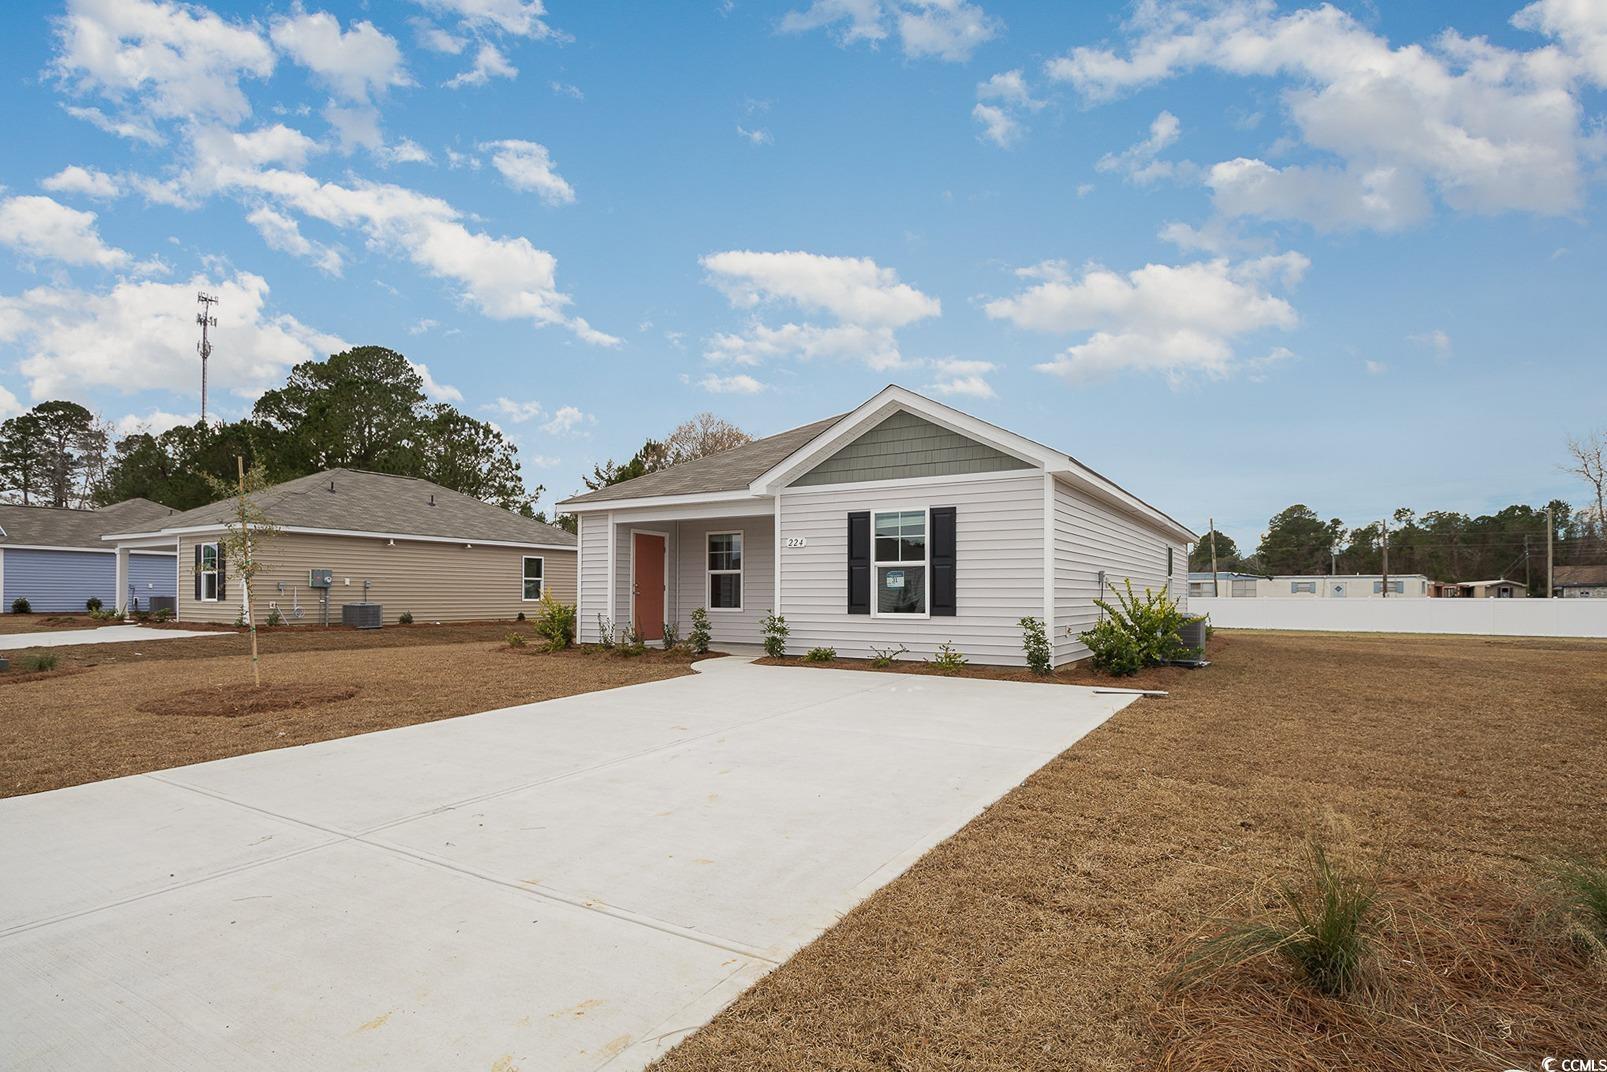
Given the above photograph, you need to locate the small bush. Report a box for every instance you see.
[26,653,59,672]
[1079,578,1189,676]
[132,609,151,624]
[760,611,788,658]
[661,622,679,651]
[505,631,527,648]
[1181,841,1379,998]
[85,596,102,613]
[619,627,647,656]
[1020,616,1052,675]
[1549,857,1607,957]
[930,642,967,673]
[11,597,31,614]
[596,614,616,650]
[533,591,577,651]
[804,646,837,662]
[265,607,284,626]
[152,608,172,623]
[399,611,414,625]
[688,607,711,654]
[870,642,908,668]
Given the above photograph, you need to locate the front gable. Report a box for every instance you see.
[790,409,1034,488]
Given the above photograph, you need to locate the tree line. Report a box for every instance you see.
[0,345,756,534]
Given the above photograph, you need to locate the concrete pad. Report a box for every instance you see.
[0,658,1136,1072]
[0,625,219,650]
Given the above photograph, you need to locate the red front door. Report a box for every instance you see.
[633,532,666,641]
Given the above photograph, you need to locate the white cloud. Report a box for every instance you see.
[924,357,996,398]
[700,251,939,373]
[484,397,545,422]
[781,0,998,61]
[1409,328,1453,359]
[0,195,130,268]
[541,405,589,435]
[1364,359,1387,375]
[0,272,344,400]
[51,0,275,126]
[411,19,466,55]
[63,104,164,146]
[408,318,438,334]
[0,384,21,419]
[1096,110,1190,185]
[409,359,462,401]
[550,80,583,100]
[971,104,1019,148]
[41,165,122,199]
[699,372,766,394]
[986,254,1306,385]
[192,123,320,173]
[445,42,517,88]
[379,138,434,166]
[481,140,575,204]
[413,0,562,39]
[1046,0,1604,228]
[737,124,773,145]
[115,409,199,435]
[323,102,384,153]
[269,10,410,102]
[973,69,1044,147]
[246,205,343,275]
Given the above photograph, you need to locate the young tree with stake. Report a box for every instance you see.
[201,457,278,687]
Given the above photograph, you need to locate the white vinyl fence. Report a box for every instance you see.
[1191,597,1607,639]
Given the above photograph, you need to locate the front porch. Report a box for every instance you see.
[578,507,776,648]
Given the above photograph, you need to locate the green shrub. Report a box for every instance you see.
[265,607,284,626]
[399,611,414,625]
[619,627,647,656]
[804,646,836,662]
[10,597,31,614]
[688,608,711,654]
[26,653,59,672]
[505,631,527,648]
[760,611,788,658]
[661,622,679,651]
[533,591,577,652]
[930,642,967,673]
[1020,616,1052,675]
[85,596,102,613]
[1181,841,1379,997]
[1549,857,1607,957]
[152,608,171,623]
[870,642,907,668]
[596,614,616,650]
[1079,578,1189,676]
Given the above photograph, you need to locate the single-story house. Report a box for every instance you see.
[1191,572,1433,598]
[104,469,576,625]
[557,385,1195,667]
[1,498,177,613]
[1433,578,1528,598]
[1552,564,1607,598]
[1187,571,1268,598]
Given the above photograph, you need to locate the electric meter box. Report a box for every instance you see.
[308,569,334,588]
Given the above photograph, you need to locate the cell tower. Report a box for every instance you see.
[196,292,218,424]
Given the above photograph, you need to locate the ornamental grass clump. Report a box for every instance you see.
[1181,841,1380,998]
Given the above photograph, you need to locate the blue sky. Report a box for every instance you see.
[0,0,1602,547]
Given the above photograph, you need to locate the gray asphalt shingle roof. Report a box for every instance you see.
[558,416,844,506]
[115,469,575,547]
[0,498,177,549]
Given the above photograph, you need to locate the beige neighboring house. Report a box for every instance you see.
[1552,564,1607,598]
[103,469,576,626]
[1434,578,1528,598]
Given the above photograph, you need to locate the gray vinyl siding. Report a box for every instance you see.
[777,472,1045,666]
[669,515,774,645]
[577,513,609,642]
[126,552,178,610]
[792,410,1033,487]
[2,548,114,613]
[1052,478,1188,664]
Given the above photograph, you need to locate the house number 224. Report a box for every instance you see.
[783,537,807,548]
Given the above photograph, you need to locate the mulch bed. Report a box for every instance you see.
[753,647,1203,692]
[652,631,1607,1072]
[0,614,103,634]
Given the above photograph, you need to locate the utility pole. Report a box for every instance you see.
[196,292,218,424]
[1209,517,1219,597]
[1524,535,1531,593]
[1380,518,1390,598]
[1546,504,1554,598]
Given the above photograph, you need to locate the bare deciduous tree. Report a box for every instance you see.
[664,413,751,466]
[1563,430,1606,541]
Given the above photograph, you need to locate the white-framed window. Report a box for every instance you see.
[1231,579,1257,598]
[522,555,544,601]
[199,541,220,602]
[707,531,743,611]
[872,508,928,617]
[1290,581,1316,594]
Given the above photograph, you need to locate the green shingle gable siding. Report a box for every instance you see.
[791,410,1034,487]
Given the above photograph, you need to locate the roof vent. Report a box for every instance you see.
[329,479,336,493]
[429,493,436,506]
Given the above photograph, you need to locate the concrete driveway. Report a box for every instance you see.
[0,658,1136,1072]
[0,624,219,650]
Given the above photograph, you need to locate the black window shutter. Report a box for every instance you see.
[930,506,957,616]
[193,544,202,601]
[847,512,870,614]
[217,547,227,601]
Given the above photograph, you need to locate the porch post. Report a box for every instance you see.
[605,512,616,635]
[773,494,782,615]
[114,544,130,617]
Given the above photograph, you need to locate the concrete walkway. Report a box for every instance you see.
[0,658,1137,1072]
[0,624,221,650]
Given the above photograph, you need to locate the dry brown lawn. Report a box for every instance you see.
[0,613,104,634]
[655,631,1607,1072]
[0,622,704,797]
